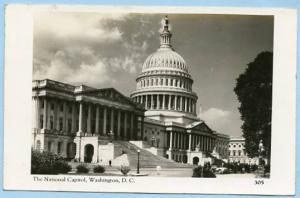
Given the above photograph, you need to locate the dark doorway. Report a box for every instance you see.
[183,155,188,163]
[67,142,76,159]
[193,157,199,165]
[84,144,94,163]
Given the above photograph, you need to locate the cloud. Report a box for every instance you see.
[199,108,232,133]
[33,13,155,87]
[33,50,112,87]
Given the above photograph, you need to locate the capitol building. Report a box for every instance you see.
[32,16,229,166]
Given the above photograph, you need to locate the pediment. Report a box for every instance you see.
[83,88,135,106]
[188,121,213,133]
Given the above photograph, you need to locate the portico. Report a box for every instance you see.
[32,79,145,162]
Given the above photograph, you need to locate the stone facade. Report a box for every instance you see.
[32,79,145,163]
[213,132,230,160]
[228,137,258,164]
[130,17,229,165]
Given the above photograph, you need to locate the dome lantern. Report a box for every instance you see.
[160,16,172,49]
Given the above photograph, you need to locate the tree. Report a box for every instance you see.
[234,51,272,160]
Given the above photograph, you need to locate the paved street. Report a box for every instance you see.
[216,173,256,178]
[103,167,256,178]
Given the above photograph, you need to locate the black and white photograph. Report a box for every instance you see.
[3,5,296,195]
[31,11,273,178]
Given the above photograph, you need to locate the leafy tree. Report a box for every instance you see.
[234,51,272,160]
[31,150,71,174]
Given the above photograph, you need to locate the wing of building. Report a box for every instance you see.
[32,16,230,166]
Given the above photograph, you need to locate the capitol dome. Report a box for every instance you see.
[142,48,188,73]
[131,16,198,122]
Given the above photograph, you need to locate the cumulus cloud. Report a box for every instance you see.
[33,13,156,87]
[33,49,112,86]
[199,108,232,133]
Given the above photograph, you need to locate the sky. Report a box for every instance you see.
[33,12,274,137]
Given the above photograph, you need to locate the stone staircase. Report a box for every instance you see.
[112,141,192,168]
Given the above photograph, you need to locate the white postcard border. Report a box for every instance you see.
[3,5,297,195]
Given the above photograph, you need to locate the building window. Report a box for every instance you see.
[48,141,52,152]
[69,106,72,114]
[60,104,64,112]
[68,119,72,132]
[233,151,236,156]
[40,115,43,129]
[41,101,44,109]
[238,151,241,156]
[233,144,236,148]
[57,142,62,154]
[50,116,54,130]
[50,103,54,111]
[76,120,79,131]
[59,117,63,131]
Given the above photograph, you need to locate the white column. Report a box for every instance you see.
[157,94,160,109]
[124,111,128,139]
[110,108,114,133]
[63,101,67,133]
[184,97,187,112]
[151,95,154,109]
[117,110,121,139]
[174,95,177,110]
[95,105,99,135]
[78,102,83,133]
[130,112,134,139]
[36,97,41,128]
[181,134,184,149]
[53,100,58,130]
[87,104,91,133]
[169,131,173,149]
[43,98,48,129]
[102,106,107,135]
[140,95,143,104]
[180,96,183,111]
[71,103,76,133]
[145,95,148,109]
[174,132,177,148]
[188,133,192,151]
[162,94,165,109]
[168,95,171,110]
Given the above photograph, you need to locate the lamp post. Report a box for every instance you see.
[137,149,140,174]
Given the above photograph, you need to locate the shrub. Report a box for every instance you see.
[251,164,258,172]
[192,165,216,178]
[31,150,71,174]
[93,165,105,173]
[76,164,89,173]
[52,159,72,174]
[120,166,130,176]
